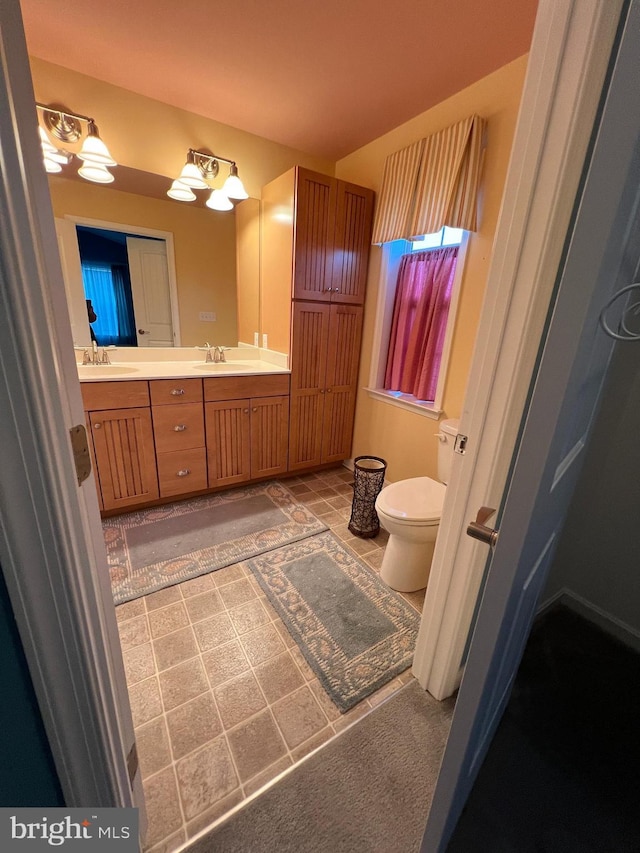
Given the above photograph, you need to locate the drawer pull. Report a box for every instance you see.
[173,424,187,432]
[176,468,191,477]
[171,388,185,396]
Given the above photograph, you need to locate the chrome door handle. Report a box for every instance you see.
[466,506,499,547]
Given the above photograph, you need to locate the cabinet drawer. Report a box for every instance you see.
[152,403,205,453]
[81,380,149,411]
[204,374,290,402]
[156,448,208,497]
[149,378,203,405]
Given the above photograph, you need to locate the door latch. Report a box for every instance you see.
[454,433,468,455]
[69,424,92,486]
[467,506,499,547]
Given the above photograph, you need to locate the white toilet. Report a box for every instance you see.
[375,418,459,592]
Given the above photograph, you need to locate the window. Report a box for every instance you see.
[367,228,467,418]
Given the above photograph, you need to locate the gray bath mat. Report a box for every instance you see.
[246,531,421,711]
[103,482,327,604]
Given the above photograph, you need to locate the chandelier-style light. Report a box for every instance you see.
[36,104,117,184]
[168,149,248,211]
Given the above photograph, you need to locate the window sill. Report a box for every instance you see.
[365,388,442,419]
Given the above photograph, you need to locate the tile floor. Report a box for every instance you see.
[114,467,427,852]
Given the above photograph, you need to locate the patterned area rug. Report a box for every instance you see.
[103,482,327,604]
[246,531,421,712]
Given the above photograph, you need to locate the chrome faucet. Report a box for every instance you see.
[216,346,230,363]
[204,343,215,363]
[74,344,112,365]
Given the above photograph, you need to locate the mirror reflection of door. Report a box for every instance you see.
[54,217,179,348]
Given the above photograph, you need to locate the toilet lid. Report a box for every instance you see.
[376,477,446,523]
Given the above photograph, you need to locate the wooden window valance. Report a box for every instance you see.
[371,114,486,244]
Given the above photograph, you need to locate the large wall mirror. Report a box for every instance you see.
[49,166,261,349]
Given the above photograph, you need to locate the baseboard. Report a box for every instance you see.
[554,589,640,654]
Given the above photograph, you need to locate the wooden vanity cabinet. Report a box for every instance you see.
[204,375,290,487]
[289,302,363,470]
[81,381,159,512]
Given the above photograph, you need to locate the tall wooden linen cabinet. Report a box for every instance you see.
[261,167,374,471]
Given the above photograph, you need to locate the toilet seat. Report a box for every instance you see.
[376,476,445,524]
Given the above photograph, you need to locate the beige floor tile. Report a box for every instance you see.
[289,645,316,681]
[309,679,341,722]
[185,790,244,839]
[271,685,328,749]
[175,737,238,821]
[243,755,293,797]
[214,671,267,729]
[368,677,404,708]
[179,573,215,598]
[294,491,320,505]
[145,586,182,612]
[260,597,281,623]
[153,626,199,672]
[290,726,334,762]
[118,614,150,651]
[287,483,312,495]
[307,500,332,516]
[202,640,250,688]
[129,676,163,727]
[123,642,155,685]
[166,692,222,760]
[345,536,378,557]
[364,550,385,571]
[116,598,145,623]
[319,510,344,527]
[144,827,186,853]
[142,766,183,849]
[326,495,351,510]
[183,589,225,623]
[227,599,270,635]
[218,579,257,609]
[136,717,172,779]
[148,602,189,639]
[274,621,296,649]
[193,612,236,652]
[240,623,286,666]
[332,700,371,733]
[401,588,427,611]
[313,486,338,499]
[254,651,305,703]
[212,564,245,587]
[226,709,287,782]
[158,658,209,711]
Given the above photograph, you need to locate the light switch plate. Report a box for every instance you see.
[253,332,259,347]
[199,311,216,322]
[262,333,268,349]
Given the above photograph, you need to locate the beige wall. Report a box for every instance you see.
[49,176,240,346]
[29,58,334,200]
[335,55,529,482]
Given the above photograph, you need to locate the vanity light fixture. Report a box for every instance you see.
[168,148,248,210]
[36,103,118,183]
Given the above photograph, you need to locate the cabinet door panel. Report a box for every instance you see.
[289,392,325,471]
[205,400,251,487]
[250,395,289,478]
[331,182,374,304]
[293,169,337,301]
[325,304,363,389]
[321,388,357,463]
[89,407,158,511]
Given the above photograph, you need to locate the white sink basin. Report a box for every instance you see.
[77,365,140,377]
[192,363,256,372]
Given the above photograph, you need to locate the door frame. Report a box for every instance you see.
[413,0,624,700]
[0,0,145,825]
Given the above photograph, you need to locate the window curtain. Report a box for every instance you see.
[384,246,459,402]
[81,262,136,347]
[372,115,486,244]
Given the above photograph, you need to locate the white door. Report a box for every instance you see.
[126,236,174,346]
[422,2,640,849]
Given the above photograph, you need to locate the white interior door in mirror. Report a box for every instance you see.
[126,237,173,347]
[55,217,89,345]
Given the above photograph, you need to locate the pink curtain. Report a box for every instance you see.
[384,246,459,401]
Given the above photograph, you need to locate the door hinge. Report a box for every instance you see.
[127,742,138,787]
[454,433,468,455]
[69,424,92,486]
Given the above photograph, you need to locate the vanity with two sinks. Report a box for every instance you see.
[79,349,291,512]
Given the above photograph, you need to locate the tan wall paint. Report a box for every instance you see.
[335,55,529,483]
[29,58,334,199]
[49,177,238,346]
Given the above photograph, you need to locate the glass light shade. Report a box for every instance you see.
[178,161,208,189]
[43,156,62,173]
[78,162,115,184]
[167,180,196,202]
[77,133,117,167]
[39,126,57,154]
[223,172,248,200]
[206,189,233,211]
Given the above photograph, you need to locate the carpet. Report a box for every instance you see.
[246,530,421,712]
[185,681,454,853]
[103,482,327,604]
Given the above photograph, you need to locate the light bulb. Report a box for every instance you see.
[43,156,62,173]
[39,126,56,154]
[77,122,117,166]
[167,180,196,202]
[206,189,233,211]
[178,161,208,189]
[223,165,248,200]
[78,162,115,184]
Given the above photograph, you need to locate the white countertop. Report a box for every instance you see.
[77,360,290,382]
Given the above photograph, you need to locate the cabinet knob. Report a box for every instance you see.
[326,387,332,392]
[319,389,325,394]
[93,422,102,429]
[252,407,258,412]
[243,408,249,414]
[333,288,340,293]
[177,469,191,477]
[325,287,332,292]
[173,424,187,432]
[171,388,185,396]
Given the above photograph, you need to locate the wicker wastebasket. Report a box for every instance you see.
[347,456,387,538]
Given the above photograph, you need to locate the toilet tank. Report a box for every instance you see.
[437,418,459,484]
